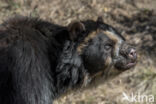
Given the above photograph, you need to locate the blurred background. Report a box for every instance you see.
[0,0,155,104]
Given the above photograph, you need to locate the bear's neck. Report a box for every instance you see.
[55,41,88,97]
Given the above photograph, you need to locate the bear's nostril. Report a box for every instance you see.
[128,49,137,59]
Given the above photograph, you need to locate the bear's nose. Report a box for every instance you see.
[128,48,137,60]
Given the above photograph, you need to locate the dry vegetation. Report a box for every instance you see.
[0,0,156,104]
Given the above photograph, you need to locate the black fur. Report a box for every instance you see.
[0,16,137,104]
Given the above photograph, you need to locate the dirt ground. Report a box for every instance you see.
[0,0,156,104]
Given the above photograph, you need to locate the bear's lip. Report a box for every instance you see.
[126,61,137,68]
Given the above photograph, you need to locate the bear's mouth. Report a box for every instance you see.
[122,59,137,70]
[126,61,137,69]
[114,59,137,71]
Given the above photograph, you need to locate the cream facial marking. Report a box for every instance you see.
[105,56,112,66]
[103,30,123,57]
[77,28,124,57]
[77,31,97,54]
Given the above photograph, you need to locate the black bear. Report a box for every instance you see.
[0,16,137,104]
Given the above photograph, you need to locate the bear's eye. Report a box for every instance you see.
[104,44,112,51]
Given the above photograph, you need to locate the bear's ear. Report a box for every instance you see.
[97,16,103,23]
[67,21,86,41]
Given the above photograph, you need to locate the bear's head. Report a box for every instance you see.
[66,17,137,80]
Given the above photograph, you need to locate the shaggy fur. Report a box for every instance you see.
[0,16,137,104]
